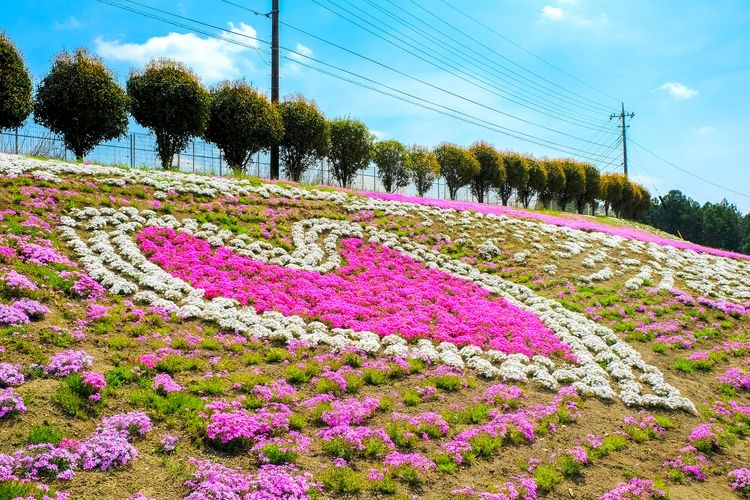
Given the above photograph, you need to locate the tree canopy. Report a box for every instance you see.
[327,117,373,187]
[34,48,128,161]
[278,95,329,182]
[468,141,505,203]
[372,139,411,193]
[433,143,480,200]
[0,32,33,131]
[409,145,440,197]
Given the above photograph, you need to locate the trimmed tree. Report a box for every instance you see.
[468,141,505,203]
[496,151,529,206]
[434,143,480,200]
[600,173,624,216]
[279,95,329,182]
[517,156,547,208]
[409,145,440,197]
[0,32,33,131]
[204,81,283,174]
[328,117,373,187]
[539,159,566,209]
[575,162,601,214]
[556,159,586,211]
[34,48,128,161]
[372,139,411,193]
[128,59,210,170]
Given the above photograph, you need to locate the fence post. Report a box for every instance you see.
[219,151,222,176]
[192,141,195,173]
[130,134,135,169]
[14,128,19,155]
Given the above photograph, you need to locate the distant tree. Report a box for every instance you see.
[433,143,480,200]
[539,159,565,209]
[204,81,283,174]
[409,145,440,196]
[34,48,128,161]
[0,32,33,131]
[556,159,586,211]
[600,173,624,216]
[128,59,210,169]
[372,139,411,193]
[496,151,529,206]
[575,162,601,214]
[468,141,504,203]
[642,189,703,241]
[740,213,750,255]
[517,156,546,208]
[328,117,373,187]
[701,199,742,251]
[278,95,329,182]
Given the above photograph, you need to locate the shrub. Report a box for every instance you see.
[373,139,411,193]
[533,464,564,492]
[204,81,283,173]
[34,48,128,160]
[517,156,547,208]
[496,151,529,206]
[28,422,64,444]
[409,145,440,196]
[127,59,210,169]
[327,117,373,187]
[468,141,505,203]
[434,143,480,200]
[279,95,329,182]
[0,32,33,131]
[320,466,365,494]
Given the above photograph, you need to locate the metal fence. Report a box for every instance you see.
[0,120,518,205]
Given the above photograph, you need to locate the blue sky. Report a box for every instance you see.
[4,0,750,212]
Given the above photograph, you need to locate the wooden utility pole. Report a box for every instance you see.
[270,0,280,179]
[610,102,634,177]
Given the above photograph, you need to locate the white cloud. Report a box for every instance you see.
[54,16,81,30]
[693,125,715,135]
[94,22,259,84]
[659,82,698,100]
[289,43,313,62]
[541,6,565,21]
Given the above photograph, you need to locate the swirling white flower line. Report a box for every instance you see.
[0,154,697,411]
[58,206,694,413]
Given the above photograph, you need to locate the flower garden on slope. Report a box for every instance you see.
[0,152,748,499]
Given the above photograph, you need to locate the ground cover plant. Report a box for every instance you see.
[0,152,748,499]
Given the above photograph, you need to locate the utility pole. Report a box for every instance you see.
[610,102,634,177]
[270,0,280,179]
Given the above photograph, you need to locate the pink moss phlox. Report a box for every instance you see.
[361,191,750,261]
[153,373,183,394]
[44,350,93,378]
[0,387,27,419]
[600,477,667,499]
[137,228,572,360]
[320,397,380,427]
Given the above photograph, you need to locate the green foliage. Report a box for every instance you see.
[539,159,566,209]
[409,145,440,196]
[496,151,529,205]
[260,443,297,464]
[0,32,33,130]
[600,173,624,216]
[434,143,480,200]
[533,464,564,492]
[320,466,365,494]
[265,347,290,363]
[434,453,458,473]
[468,141,505,203]
[34,48,128,160]
[28,421,64,444]
[373,139,412,193]
[518,156,547,208]
[576,162,601,214]
[362,368,388,386]
[434,375,463,392]
[204,81,283,173]
[402,389,421,407]
[279,95,330,182]
[327,117,373,187]
[556,158,586,211]
[128,59,210,169]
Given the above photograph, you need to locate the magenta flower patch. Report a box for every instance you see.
[136,227,573,360]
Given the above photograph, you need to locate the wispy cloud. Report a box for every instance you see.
[94,22,259,84]
[659,82,699,100]
[289,43,313,62]
[541,6,565,21]
[54,16,81,30]
[693,125,715,135]
[539,1,608,26]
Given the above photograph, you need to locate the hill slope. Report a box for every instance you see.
[0,153,748,499]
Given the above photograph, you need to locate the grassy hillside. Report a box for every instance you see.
[0,153,748,499]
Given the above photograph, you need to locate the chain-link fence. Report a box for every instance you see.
[0,120,514,205]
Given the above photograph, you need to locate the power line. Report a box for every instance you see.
[96,0,619,164]
[277,14,614,149]
[435,0,620,104]
[327,0,612,127]
[629,137,750,200]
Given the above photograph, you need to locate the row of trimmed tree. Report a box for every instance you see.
[1,34,650,218]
